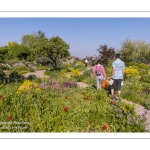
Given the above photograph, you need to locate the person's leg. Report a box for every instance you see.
[99,76,104,89]
[85,63,87,67]
[96,76,100,89]
[116,79,122,99]
[110,79,116,99]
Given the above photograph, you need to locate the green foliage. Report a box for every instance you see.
[0,69,5,81]
[44,70,59,76]
[46,36,70,69]
[75,75,85,82]
[128,62,148,70]
[140,75,150,83]
[36,65,49,71]
[96,45,116,65]
[0,64,7,70]
[83,70,91,77]
[36,57,50,65]
[0,46,8,62]
[49,73,59,79]
[7,42,30,60]
[73,61,85,70]
[27,75,37,81]
[144,99,150,110]
[0,72,145,132]
[119,38,150,64]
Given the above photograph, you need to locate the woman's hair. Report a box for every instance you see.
[96,59,101,64]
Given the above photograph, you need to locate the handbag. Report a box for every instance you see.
[107,78,114,85]
[101,79,107,88]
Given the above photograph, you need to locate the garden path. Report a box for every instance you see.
[22,69,150,132]
[22,70,48,78]
[121,98,150,132]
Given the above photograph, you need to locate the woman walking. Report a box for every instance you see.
[93,59,106,89]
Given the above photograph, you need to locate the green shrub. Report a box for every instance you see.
[0,69,5,82]
[27,75,37,81]
[83,70,91,77]
[34,78,42,83]
[75,75,85,82]
[140,75,150,83]
[36,56,50,65]
[44,70,60,76]
[49,73,59,79]
[144,98,150,110]
[0,64,7,70]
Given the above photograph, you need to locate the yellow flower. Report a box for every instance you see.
[17,80,40,94]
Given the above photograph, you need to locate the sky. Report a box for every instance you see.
[0,18,150,59]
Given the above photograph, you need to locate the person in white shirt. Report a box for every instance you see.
[85,59,88,67]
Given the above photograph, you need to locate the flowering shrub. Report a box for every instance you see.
[0,72,146,132]
[62,81,78,88]
[16,80,40,94]
[124,67,140,77]
[71,69,80,77]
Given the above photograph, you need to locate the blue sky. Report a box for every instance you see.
[0,18,150,59]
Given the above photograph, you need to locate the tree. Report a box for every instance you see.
[21,34,32,47]
[0,46,8,62]
[21,31,70,69]
[46,36,70,69]
[119,38,150,64]
[96,44,116,65]
[7,42,30,60]
[21,30,48,60]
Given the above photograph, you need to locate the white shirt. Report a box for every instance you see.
[85,59,88,63]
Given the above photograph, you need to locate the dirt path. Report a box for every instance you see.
[22,70,48,78]
[121,98,150,132]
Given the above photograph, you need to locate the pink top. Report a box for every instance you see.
[93,65,106,77]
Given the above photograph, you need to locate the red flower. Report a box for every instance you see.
[1,97,5,101]
[8,116,12,121]
[103,125,107,130]
[64,96,68,99]
[63,107,68,111]
[89,120,92,124]
[110,101,115,105]
[85,97,89,100]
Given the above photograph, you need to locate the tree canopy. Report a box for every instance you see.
[96,44,116,65]
[119,38,150,64]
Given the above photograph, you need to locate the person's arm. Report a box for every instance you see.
[110,67,115,79]
[102,66,106,79]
